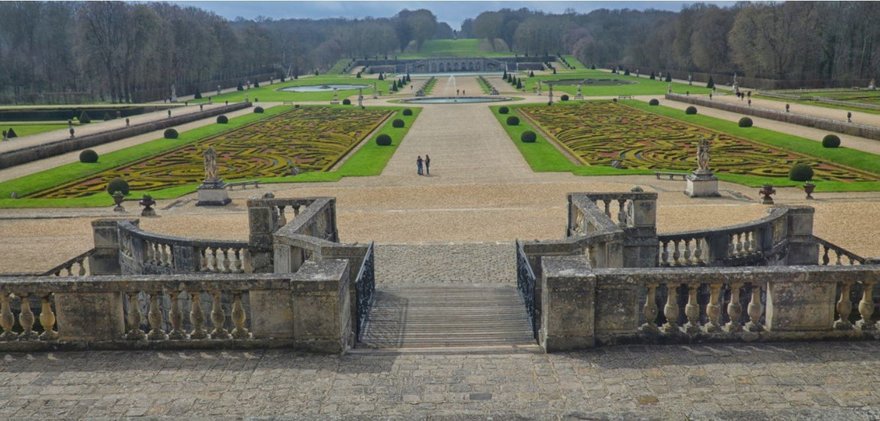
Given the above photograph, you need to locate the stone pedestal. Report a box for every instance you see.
[196,181,230,206]
[685,170,719,197]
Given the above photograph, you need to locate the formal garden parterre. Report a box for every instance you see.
[29,106,392,199]
[501,100,880,190]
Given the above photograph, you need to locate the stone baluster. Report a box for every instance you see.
[602,200,611,219]
[672,240,681,266]
[240,249,252,274]
[682,284,701,334]
[744,283,764,332]
[17,294,37,340]
[750,230,758,254]
[207,248,219,272]
[77,258,87,276]
[834,250,842,265]
[125,292,146,340]
[821,245,831,265]
[857,282,874,331]
[724,283,743,332]
[293,205,301,217]
[231,292,250,339]
[660,240,670,266]
[704,283,722,333]
[198,247,210,272]
[210,291,230,339]
[0,293,13,340]
[163,244,173,267]
[693,239,704,265]
[167,290,185,340]
[834,281,853,330]
[735,233,744,256]
[727,234,736,258]
[683,239,693,265]
[277,205,287,228]
[639,283,659,333]
[230,249,243,273]
[147,291,167,340]
[189,292,208,339]
[661,284,680,333]
[39,294,58,340]
[617,199,627,226]
[220,248,232,273]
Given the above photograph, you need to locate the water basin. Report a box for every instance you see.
[403,96,511,104]
[279,84,370,92]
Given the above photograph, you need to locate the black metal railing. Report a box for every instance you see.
[355,242,376,340]
[516,240,539,338]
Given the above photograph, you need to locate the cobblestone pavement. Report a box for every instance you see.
[3,342,880,419]
[376,243,514,284]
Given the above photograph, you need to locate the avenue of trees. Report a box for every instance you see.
[465,3,880,84]
[0,2,448,103]
[2,2,879,104]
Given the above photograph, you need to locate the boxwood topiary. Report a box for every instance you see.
[79,149,98,163]
[649,98,659,106]
[739,117,753,127]
[561,94,569,101]
[685,106,697,115]
[403,108,413,116]
[521,131,537,143]
[789,163,814,182]
[216,115,229,124]
[506,116,519,126]
[392,119,405,128]
[499,106,509,114]
[822,134,841,148]
[79,111,91,124]
[107,178,130,196]
[342,98,351,105]
[5,128,17,138]
[164,128,178,139]
[376,134,392,146]
[254,106,264,113]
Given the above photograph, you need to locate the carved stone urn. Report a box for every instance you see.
[759,185,776,205]
[804,182,815,200]
[139,194,157,217]
[112,191,125,212]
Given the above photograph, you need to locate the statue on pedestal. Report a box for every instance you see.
[203,147,219,183]
[685,137,719,198]
[576,83,583,100]
[358,88,364,107]
[697,138,711,172]
[548,85,554,104]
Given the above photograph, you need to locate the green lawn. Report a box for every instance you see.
[510,68,712,97]
[421,78,438,95]
[560,55,587,70]
[327,58,352,74]
[2,122,69,137]
[493,100,880,192]
[191,75,394,103]
[0,105,422,208]
[398,39,514,59]
[757,91,880,115]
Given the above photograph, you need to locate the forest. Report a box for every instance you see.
[1,2,878,104]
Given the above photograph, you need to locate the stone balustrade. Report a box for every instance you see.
[539,258,880,351]
[657,207,790,267]
[42,249,94,277]
[0,263,354,352]
[816,236,866,265]
[117,220,252,275]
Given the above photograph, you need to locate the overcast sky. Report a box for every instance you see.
[180,1,724,29]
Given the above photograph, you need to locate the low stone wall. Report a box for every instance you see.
[665,93,880,141]
[540,259,880,352]
[0,102,251,169]
[0,267,352,353]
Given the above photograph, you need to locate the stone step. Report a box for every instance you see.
[359,285,535,350]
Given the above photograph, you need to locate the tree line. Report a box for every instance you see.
[463,3,880,84]
[0,2,449,104]
[3,2,879,104]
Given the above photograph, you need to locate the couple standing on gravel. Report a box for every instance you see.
[416,155,431,176]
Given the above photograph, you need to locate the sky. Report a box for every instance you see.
[181,1,724,29]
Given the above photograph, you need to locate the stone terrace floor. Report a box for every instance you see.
[3,342,880,419]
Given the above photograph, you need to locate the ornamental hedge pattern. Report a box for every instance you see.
[518,101,878,182]
[33,107,391,198]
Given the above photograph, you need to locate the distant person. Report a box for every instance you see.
[417,156,423,176]
[462,90,466,95]
[424,154,431,176]
[456,89,460,96]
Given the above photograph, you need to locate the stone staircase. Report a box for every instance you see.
[358,285,538,351]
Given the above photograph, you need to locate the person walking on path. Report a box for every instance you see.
[424,154,431,176]
[417,156,424,175]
